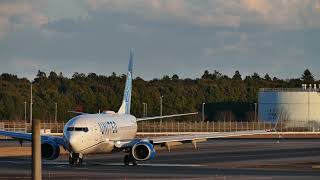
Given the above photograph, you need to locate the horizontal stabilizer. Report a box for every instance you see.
[68,111,89,115]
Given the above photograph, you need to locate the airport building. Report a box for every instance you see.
[258,84,320,128]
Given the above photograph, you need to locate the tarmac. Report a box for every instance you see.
[0,139,320,179]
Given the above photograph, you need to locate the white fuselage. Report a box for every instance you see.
[63,113,137,154]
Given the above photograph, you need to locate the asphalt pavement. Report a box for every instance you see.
[0,139,320,179]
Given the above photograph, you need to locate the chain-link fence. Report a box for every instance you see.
[0,121,65,134]
[1,120,319,135]
[137,120,320,133]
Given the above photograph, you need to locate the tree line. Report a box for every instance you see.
[0,69,317,122]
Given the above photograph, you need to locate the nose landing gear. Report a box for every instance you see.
[124,153,137,166]
[69,153,83,166]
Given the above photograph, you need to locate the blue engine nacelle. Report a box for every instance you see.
[132,141,156,161]
[41,140,60,160]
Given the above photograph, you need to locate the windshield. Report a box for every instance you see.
[67,127,89,132]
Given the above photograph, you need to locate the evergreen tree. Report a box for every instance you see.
[172,74,179,80]
[251,73,261,81]
[264,74,271,81]
[0,69,315,122]
[301,69,314,84]
[232,71,242,81]
[201,70,210,79]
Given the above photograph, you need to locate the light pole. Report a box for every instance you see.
[160,95,163,117]
[254,102,257,122]
[24,102,27,123]
[202,102,205,122]
[30,83,33,126]
[54,102,58,123]
[142,102,146,117]
[160,95,163,132]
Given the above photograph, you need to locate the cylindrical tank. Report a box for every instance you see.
[258,88,320,127]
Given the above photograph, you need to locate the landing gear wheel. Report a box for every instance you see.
[132,161,138,166]
[124,154,138,166]
[124,155,130,166]
[69,153,83,167]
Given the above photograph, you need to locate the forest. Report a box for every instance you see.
[0,69,317,122]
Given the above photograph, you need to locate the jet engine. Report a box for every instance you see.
[132,141,156,161]
[41,140,60,160]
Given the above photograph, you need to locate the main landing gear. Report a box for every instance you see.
[69,153,83,166]
[124,153,137,166]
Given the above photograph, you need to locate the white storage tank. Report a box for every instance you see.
[258,85,320,127]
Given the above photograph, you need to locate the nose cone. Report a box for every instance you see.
[64,115,88,152]
[67,134,82,152]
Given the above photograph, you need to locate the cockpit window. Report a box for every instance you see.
[67,127,88,132]
[67,127,74,131]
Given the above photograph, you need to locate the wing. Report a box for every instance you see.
[0,130,65,147]
[136,112,198,121]
[151,130,268,151]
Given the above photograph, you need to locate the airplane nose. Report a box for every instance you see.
[68,134,81,152]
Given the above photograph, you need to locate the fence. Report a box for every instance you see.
[0,120,319,134]
[137,120,320,133]
[0,121,65,134]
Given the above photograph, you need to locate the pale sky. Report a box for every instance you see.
[0,0,319,80]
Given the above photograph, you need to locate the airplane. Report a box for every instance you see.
[0,50,268,166]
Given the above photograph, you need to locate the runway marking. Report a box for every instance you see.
[1,160,203,168]
[43,162,71,165]
[92,163,204,167]
[312,165,320,169]
[0,177,30,179]
[0,160,72,166]
[0,160,30,165]
[59,166,89,170]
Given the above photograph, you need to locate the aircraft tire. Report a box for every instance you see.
[132,161,138,166]
[69,153,83,166]
[124,155,130,166]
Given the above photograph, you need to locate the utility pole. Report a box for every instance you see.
[24,102,27,123]
[142,102,146,117]
[32,119,41,180]
[145,103,148,117]
[142,102,148,117]
[160,95,163,132]
[55,102,58,123]
[30,83,33,126]
[202,102,205,122]
[254,103,257,122]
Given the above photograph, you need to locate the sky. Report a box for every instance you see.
[0,0,319,80]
